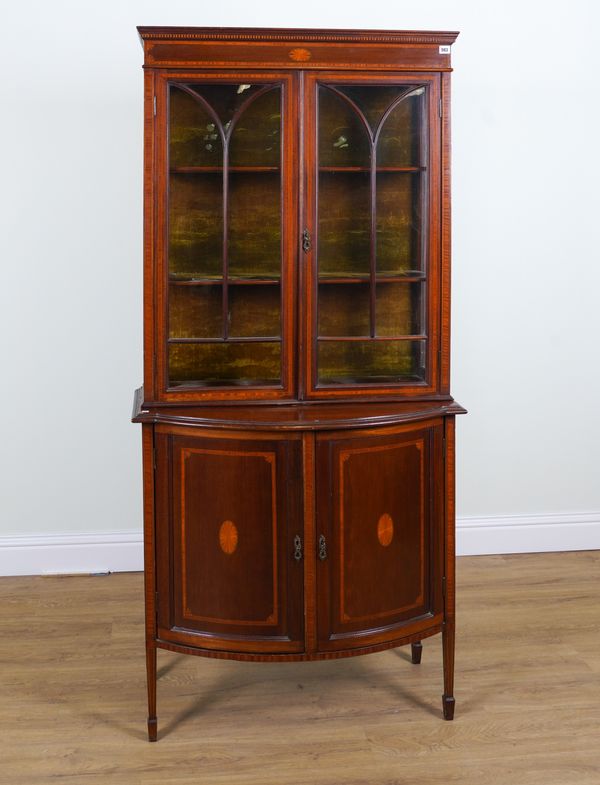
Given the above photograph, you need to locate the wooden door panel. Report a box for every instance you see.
[156,431,304,653]
[316,422,444,650]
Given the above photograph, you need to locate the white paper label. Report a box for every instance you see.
[439,45,451,54]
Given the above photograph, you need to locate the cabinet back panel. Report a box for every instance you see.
[168,342,281,386]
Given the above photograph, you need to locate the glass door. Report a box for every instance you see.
[158,74,296,400]
[304,73,440,398]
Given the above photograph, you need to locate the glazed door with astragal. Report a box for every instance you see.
[155,430,304,653]
[315,421,445,651]
[153,70,442,403]
[157,73,297,401]
[303,73,441,399]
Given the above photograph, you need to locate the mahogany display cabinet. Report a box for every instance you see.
[132,26,465,741]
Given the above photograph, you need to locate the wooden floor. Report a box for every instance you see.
[1,551,599,784]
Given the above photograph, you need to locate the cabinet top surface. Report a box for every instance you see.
[137,26,460,45]
[132,388,466,431]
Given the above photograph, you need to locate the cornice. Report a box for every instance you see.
[137,26,460,46]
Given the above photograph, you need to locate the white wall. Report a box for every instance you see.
[1,1,599,569]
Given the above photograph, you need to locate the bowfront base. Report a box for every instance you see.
[134,395,463,740]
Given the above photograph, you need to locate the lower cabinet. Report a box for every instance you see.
[153,419,445,658]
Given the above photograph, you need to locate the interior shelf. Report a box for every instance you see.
[318,273,425,284]
[318,335,426,342]
[319,166,425,173]
[168,377,282,389]
[170,277,281,286]
[168,337,281,344]
[170,166,280,173]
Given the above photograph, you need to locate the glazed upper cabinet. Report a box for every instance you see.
[146,69,446,403]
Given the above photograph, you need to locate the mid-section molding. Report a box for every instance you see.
[132,387,467,431]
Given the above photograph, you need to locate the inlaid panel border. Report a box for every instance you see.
[180,447,278,626]
[338,438,426,623]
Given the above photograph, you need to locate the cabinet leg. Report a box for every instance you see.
[442,622,455,720]
[146,644,157,741]
[411,641,423,664]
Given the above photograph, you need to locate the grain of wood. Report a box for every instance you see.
[0,551,599,785]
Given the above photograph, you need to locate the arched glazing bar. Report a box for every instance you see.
[319,84,427,339]
[170,83,280,341]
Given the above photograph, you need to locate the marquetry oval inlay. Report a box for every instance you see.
[219,520,238,555]
[377,513,394,547]
[289,47,311,61]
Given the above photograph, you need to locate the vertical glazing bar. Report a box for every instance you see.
[369,141,377,338]
[222,139,229,340]
[418,90,429,373]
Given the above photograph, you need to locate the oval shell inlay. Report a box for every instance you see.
[377,513,394,547]
[289,47,311,61]
[219,520,238,555]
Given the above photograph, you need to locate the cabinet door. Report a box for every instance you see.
[316,422,444,651]
[155,73,297,402]
[155,429,304,654]
[303,73,441,398]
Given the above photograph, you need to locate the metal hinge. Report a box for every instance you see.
[439,98,443,118]
[153,95,157,116]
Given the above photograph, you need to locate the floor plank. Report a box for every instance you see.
[0,551,598,784]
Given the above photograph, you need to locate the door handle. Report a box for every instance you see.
[302,228,312,253]
[318,534,327,561]
[293,534,303,562]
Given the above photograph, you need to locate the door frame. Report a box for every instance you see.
[300,71,442,400]
[147,71,300,403]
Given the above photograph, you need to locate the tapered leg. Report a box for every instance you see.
[411,641,423,664]
[442,622,455,720]
[146,644,157,741]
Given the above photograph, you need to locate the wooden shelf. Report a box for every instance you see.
[170,277,280,286]
[168,378,282,389]
[168,337,281,344]
[318,335,426,342]
[318,274,425,284]
[170,166,280,173]
[319,166,425,173]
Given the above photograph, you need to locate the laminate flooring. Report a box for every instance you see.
[1,551,599,784]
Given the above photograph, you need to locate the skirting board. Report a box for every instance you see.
[457,511,600,556]
[0,512,599,576]
[0,531,144,577]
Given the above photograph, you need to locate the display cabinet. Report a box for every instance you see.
[133,26,464,741]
